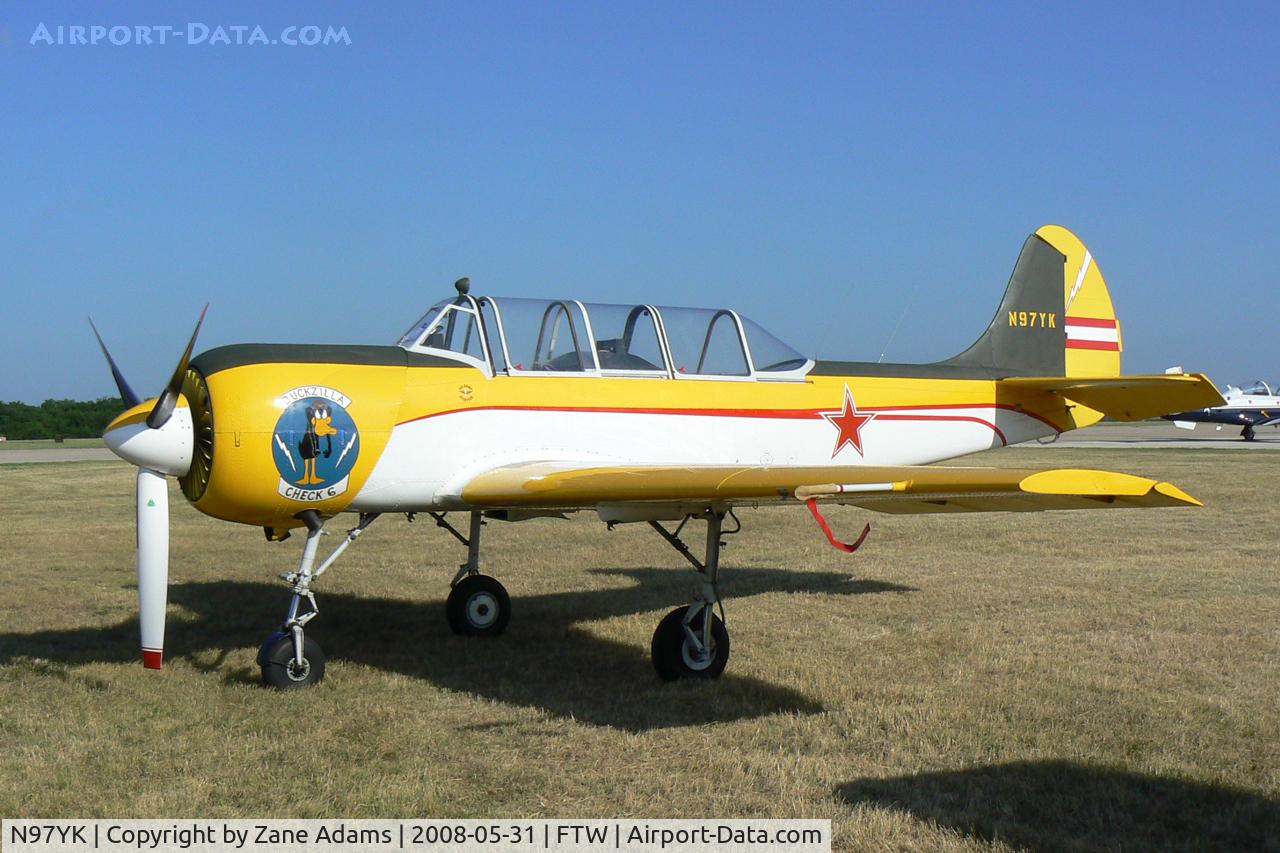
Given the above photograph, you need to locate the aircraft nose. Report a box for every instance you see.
[104,398,195,476]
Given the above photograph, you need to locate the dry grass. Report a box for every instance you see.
[1,448,1277,851]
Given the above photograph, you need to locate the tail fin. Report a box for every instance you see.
[978,227,1222,425]
[941,225,1122,378]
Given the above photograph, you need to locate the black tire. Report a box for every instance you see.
[651,606,730,681]
[260,633,326,689]
[1243,425,1256,441]
[446,574,511,636]
[256,630,288,666]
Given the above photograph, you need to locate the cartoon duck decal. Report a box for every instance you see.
[297,402,337,484]
[270,386,361,502]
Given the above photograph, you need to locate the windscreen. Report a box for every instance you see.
[398,299,451,348]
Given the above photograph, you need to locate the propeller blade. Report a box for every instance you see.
[136,468,169,669]
[147,304,209,429]
[88,318,141,408]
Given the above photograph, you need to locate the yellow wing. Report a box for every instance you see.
[460,462,1200,514]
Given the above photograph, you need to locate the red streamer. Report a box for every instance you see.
[805,498,871,553]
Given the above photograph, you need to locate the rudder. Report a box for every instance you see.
[1036,224,1122,378]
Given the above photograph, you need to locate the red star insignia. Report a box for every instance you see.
[821,386,875,457]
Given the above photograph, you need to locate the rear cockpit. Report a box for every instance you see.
[398,283,813,381]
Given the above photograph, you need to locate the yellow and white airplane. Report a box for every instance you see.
[94,225,1222,688]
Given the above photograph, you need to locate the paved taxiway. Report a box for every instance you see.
[1015,421,1280,450]
[0,448,118,464]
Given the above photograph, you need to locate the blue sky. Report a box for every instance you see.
[2,2,1277,403]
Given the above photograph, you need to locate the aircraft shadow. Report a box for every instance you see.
[837,760,1280,852]
[1,567,913,731]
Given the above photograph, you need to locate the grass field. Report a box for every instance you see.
[1,448,1276,850]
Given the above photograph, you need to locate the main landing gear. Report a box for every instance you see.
[1242,424,1256,442]
[644,509,737,681]
[431,510,512,636]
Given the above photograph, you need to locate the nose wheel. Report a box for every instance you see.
[446,574,511,636]
[257,511,379,689]
[259,632,326,689]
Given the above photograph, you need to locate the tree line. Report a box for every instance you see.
[0,398,125,440]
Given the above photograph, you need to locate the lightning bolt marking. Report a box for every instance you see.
[335,432,359,468]
[274,434,297,473]
[1067,250,1092,309]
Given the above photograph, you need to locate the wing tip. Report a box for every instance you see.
[1021,469,1203,508]
[1155,481,1202,507]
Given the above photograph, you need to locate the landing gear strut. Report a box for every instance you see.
[258,510,380,689]
[434,510,512,636]
[646,509,736,681]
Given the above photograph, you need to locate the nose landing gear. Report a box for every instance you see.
[258,510,380,689]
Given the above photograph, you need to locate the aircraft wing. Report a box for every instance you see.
[460,462,1200,514]
[1000,373,1223,421]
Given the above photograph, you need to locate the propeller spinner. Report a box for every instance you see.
[93,307,208,669]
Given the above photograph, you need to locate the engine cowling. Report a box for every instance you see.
[180,345,410,530]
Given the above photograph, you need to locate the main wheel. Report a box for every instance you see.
[446,574,511,636]
[260,633,326,689]
[1243,425,1256,441]
[651,606,730,681]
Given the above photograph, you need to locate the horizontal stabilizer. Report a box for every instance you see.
[1173,420,1196,430]
[1000,374,1223,421]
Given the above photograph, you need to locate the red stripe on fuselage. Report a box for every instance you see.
[396,402,1056,443]
[874,413,1008,445]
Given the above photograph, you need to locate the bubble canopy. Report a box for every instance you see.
[399,294,813,380]
[1235,380,1275,396]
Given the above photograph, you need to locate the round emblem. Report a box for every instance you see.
[271,386,360,502]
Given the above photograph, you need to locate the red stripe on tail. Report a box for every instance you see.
[1064,316,1117,328]
[1065,340,1121,351]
